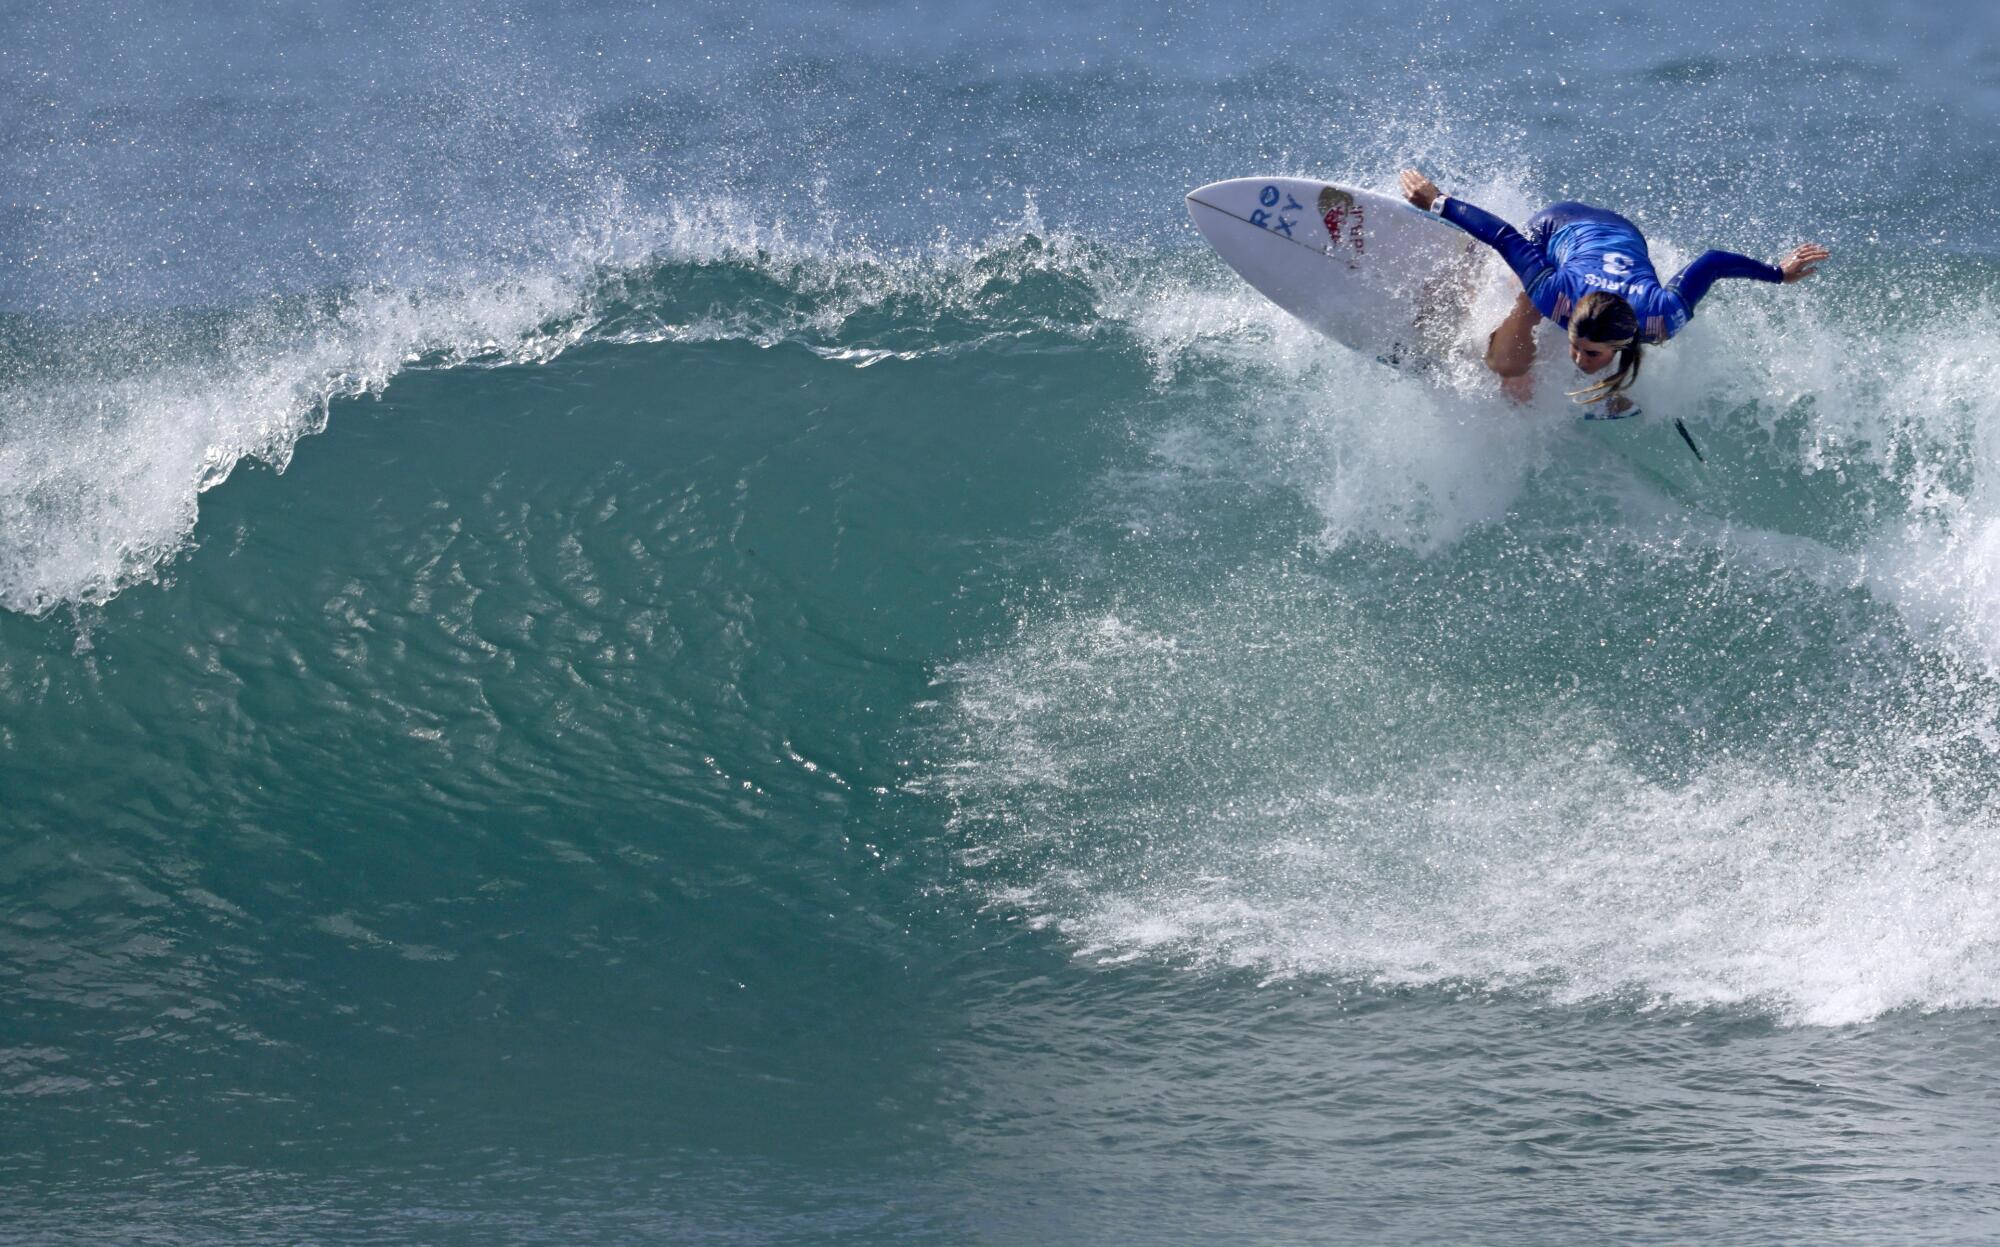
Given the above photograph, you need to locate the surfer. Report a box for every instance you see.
[1397,169,1828,404]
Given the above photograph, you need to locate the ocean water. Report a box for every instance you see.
[6,1,2000,1241]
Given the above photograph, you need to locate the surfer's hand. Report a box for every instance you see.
[1778,243,1829,283]
[1399,169,1439,211]
[1500,372,1534,404]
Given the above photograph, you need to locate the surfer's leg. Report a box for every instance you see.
[1485,292,1543,399]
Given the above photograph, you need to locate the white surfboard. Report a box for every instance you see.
[1186,175,1708,473]
[1184,177,1485,369]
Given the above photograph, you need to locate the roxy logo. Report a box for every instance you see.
[1249,184,1304,236]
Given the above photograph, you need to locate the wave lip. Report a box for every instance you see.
[0,196,1123,617]
[0,272,595,616]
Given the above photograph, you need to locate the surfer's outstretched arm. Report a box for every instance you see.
[1399,170,1553,300]
[1669,243,1829,315]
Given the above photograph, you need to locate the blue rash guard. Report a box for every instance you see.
[1437,198,1785,343]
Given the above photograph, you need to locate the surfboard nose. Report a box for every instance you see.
[1183,186,1232,247]
[1184,180,1231,209]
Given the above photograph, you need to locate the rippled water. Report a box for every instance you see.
[6,2,2000,1242]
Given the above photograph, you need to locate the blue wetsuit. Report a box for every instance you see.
[1438,198,1784,343]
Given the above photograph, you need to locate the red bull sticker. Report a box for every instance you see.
[1318,186,1364,265]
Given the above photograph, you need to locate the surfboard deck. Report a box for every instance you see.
[1185,177,1486,367]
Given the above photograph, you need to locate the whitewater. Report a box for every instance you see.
[6,1,2000,1243]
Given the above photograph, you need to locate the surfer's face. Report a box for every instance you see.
[1568,336,1620,374]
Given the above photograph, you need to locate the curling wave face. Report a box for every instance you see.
[19,2,2000,1239]
[8,186,2000,1036]
[15,2,2000,1236]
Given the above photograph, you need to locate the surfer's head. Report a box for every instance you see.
[1566,291,1642,402]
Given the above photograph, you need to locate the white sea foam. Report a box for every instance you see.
[1095,240,1553,551]
[938,571,2000,1028]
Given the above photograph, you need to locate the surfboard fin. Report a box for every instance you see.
[1673,418,1707,464]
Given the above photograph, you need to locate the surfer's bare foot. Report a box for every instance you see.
[1499,372,1534,404]
[1399,169,1439,211]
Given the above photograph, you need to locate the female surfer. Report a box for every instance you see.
[1398,169,1828,405]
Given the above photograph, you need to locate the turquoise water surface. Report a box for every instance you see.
[6,2,2000,1242]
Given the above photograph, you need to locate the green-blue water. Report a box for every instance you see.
[7,3,2000,1241]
